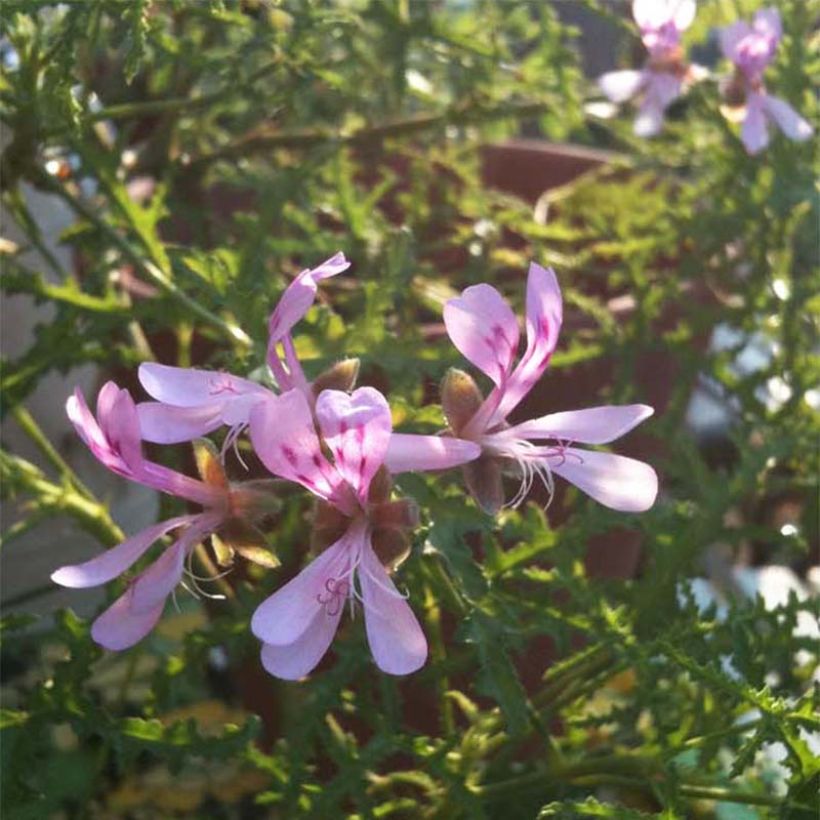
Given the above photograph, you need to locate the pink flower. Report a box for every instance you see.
[441,263,658,515]
[598,0,698,137]
[720,9,813,154]
[249,387,431,679]
[136,252,352,445]
[51,383,264,650]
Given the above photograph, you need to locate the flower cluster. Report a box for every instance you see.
[52,256,657,679]
[598,2,813,154]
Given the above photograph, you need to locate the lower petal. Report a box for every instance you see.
[91,589,165,651]
[251,534,352,646]
[763,96,813,142]
[598,69,645,103]
[259,606,343,681]
[550,448,658,512]
[51,515,195,588]
[741,94,769,154]
[360,547,427,675]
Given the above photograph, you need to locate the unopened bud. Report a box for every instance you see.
[367,465,393,504]
[370,498,420,531]
[463,455,504,516]
[193,438,228,489]
[311,500,349,553]
[372,528,411,572]
[312,358,360,395]
[441,368,483,436]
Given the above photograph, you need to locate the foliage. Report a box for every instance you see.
[1,0,818,818]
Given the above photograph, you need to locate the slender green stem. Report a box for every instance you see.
[11,405,95,500]
[34,170,252,350]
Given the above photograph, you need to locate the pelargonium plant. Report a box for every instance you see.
[52,257,656,678]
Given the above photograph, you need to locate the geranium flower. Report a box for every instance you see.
[51,382,275,650]
[441,263,658,515]
[136,252,355,446]
[719,8,813,154]
[250,387,443,679]
[598,0,700,137]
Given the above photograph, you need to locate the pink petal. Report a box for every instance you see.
[128,540,188,614]
[66,388,109,456]
[720,21,752,62]
[360,546,427,675]
[670,0,696,31]
[633,0,694,31]
[267,252,350,344]
[51,515,195,588]
[91,588,165,651]
[599,70,645,103]
[139,362,264,407]
[251,534,352,646]
[634,96,666,137]
[506,404,654,445]
[129,518,218,613]
[249,390,341,502]
[742,92,770,154]
[137,402,226,444]
[753,8,782,42]
[385,434,481,473]
[763,95,813,142]
[259,606,343,681]
[550,448,658,512]
[494,263,562,422]
[315,387,391,503]
[443,284,520,388]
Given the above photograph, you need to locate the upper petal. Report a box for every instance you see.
[506,405,654,445]
[633,0,694,31]
[51,515,195,588]
[91,589,165,651]
[315,387,392,503]
[249,390,341,501]
[720,21,752,62]
[360,545,427,675]
[598,70,646,103]
[250,533,353,646]
[259,605,343,681]
[385,434,481,473]
[753,8,782,43]
[763,95,813,142]
[550,448,658,512]
[443,283,520,388]
[494,263,562,421]
[268,252,350,344]
[137,402,226,444]
[139,362,265,408]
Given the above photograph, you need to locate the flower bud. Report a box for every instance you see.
[372,528,411,572]
[441,368,483,436]
[463,455,504,516]
[312,358,360,395]
[370,498,420,531]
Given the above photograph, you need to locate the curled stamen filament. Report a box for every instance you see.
[220,423,249,471]
[484,435,556,509]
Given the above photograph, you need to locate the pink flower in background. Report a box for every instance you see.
[249,387,435,679]
[598,0,699,137]
[442,263,658,515]
[51,383,237,649]
[720,8,813,154]
[136,252,351,446]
